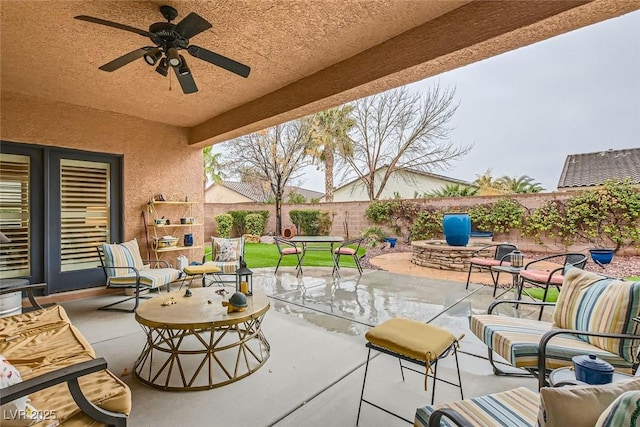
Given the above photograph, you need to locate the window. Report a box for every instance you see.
[0,153,30,278]
[59,159,111,272]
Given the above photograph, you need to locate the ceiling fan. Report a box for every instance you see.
[75,5,251,94]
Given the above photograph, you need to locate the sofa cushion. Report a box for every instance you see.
[553,268,640,363]
[0,306,131,425]
[415,386,539,427]
[469,314,633,371]
[538,378,640,427]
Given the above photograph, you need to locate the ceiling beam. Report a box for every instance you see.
[188,0,623,147]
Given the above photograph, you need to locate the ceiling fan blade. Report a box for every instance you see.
[173,67,198,94]
[99,47,152,72]
[174,12,212,39]
[75,15,154,37]
[187,45,250,78]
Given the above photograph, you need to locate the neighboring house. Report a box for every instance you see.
[324,166,474,202]
[557,148,640,191]
[205,181,324,204]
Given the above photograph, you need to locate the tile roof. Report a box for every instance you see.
[557,148,640,189]
[214,181,325,202]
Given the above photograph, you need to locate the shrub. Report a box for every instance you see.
[287,192,307,204]
[226,210,270,236]
[365,199,421,241]
[289,210,333,235]
[411,208,444,240]
[468,198,524,234]
[245,213,266,236]
[214,213,233,238]
[360,226,386,248]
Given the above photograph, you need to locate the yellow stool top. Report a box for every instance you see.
[183,263,222,275]
[365,318,457,363]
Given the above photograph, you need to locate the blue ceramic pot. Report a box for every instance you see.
[573,354,613,385]
[384,237,397,248]
[589,249,614,265]
[442,213,471,246]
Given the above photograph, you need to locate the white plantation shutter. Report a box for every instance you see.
[0,153,30,278]
[60,159,110,272]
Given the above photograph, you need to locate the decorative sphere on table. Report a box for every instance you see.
[222,292,248,313]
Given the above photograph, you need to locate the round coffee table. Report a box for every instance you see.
[134,288,270,391]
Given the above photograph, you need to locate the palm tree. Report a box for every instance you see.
[308,105,355,202]
[203,146,225,186]
[473,169,503,190]
[424,183,479,197]
[497,175,544,193]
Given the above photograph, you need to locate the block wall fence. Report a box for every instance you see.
[204,191,639,255]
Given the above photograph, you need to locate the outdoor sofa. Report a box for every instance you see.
[1,303,130,426]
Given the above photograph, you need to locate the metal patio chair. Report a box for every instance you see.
[333,237,365,276]
[273,236,303,275]
[465,243,517,295]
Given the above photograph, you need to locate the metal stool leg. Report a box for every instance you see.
[356,348,372,426]
[430,359,438,405]
[454,346,464,400]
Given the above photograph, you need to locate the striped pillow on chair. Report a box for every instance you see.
[553,267,640,363]
[102,239,145,277]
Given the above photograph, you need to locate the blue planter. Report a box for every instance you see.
[442,213,471,247]
[589,249,614,265]
[384,237,397,248]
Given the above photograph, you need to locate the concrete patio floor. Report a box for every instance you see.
[59,267,551,427]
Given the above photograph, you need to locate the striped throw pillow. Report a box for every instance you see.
[553,267,640,363]
[102,239,145,277]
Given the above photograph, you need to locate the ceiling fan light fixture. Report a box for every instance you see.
[143,48,162,65]
[178,56,190,75]
[167,47,181,67]
[155,58,169,76]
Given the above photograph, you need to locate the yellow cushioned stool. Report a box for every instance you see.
[356,318,464,425]
[181,263,222,288]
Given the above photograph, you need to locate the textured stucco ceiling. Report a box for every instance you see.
[1,0,639,146]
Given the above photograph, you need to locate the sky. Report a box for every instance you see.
[299,9,640,193]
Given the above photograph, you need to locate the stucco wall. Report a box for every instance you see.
[1,91,205,260]
[205,185,253,204]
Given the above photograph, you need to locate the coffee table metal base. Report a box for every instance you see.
[134,312,270,391]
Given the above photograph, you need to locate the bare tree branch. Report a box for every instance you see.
[337,84,472,200]
[220,120,313,234]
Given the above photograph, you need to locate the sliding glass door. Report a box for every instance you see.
[0,142,123,293]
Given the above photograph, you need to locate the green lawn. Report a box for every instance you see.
[526,275,640,303]
[205,242,366,269]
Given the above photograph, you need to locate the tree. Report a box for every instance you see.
[338,85,471,200]
[308,105,355,202]
[203,146,225,186]
[473,169,504,190]
[423,183,479,197]
[220,120,313,235]
[497,175,544,193]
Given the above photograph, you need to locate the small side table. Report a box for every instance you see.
[549,366,635,387]
[490,265,523,299]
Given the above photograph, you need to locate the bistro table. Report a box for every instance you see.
[289,235,344,274]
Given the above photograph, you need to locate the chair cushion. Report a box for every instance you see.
[335,247,356,255]
[520,269,564,285]
[538,378,640,427]
[470,315,633,371]
[415,386,539,427]
[365,318,457,363]
[595,390,640,427]
[183,264,222,275]
[107,268,181,289]
[281,247,302,255]
[212,237,244,262]
[102,239,144,277]
[470,257,511,267]
[553,268,640,363]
